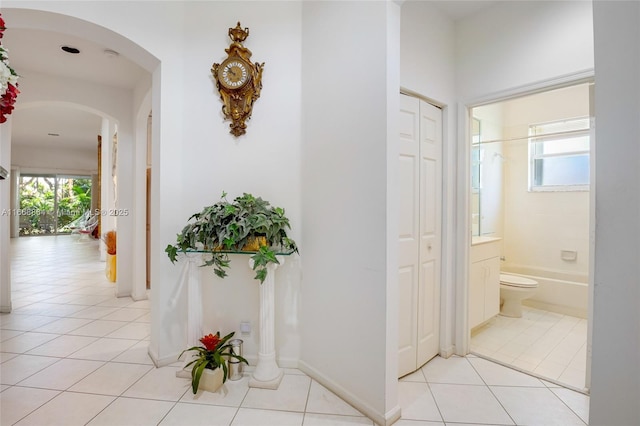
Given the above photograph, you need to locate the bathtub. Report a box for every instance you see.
[501,268,589,319]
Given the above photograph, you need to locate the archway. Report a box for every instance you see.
[0,7,159,311]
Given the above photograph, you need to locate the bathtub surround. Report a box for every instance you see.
[504,270,588,319]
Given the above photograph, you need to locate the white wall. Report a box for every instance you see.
[300,2,399,424]
[456,0,594,102]
[178,0,304,366]
[590,2,640,424]
[501,84,590,280]
[401,1,455,103]
[400,0,458,356]
[0,119,12,312]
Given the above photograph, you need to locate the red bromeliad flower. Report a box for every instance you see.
[200,333,221,352]
[0,15,5,39]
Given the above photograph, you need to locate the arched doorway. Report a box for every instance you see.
[0,8,159,311]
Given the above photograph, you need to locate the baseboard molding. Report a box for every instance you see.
[131,291,148,302]
[298,360,401,426]
[440,345,455,358]
[148,346,181,368]
[275,357,299,369]
[115,289,131,298]
[147,347,300,371]
[523,300,587,319]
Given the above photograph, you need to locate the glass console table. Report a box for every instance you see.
[175,248,295,390]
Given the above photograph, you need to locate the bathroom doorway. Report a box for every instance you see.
[467,81,593,393]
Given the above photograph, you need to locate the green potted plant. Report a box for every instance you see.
[165,192,298,283]
[180,331,248,394]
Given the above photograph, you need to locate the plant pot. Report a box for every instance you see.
[243,235,267,251]
[106,254,116,282]
[199,366,224,393]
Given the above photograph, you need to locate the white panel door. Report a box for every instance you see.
[398,94,442,377]
[398,95,420,377]
[417,100,442,366]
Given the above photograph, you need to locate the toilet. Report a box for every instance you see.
[499,273,538,318]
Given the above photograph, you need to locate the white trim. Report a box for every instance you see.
[455,70,596,357]
[439,103,457,358]
[585,83,596,390]
[147,345,177,368]
[299,360,402,426]
[465,69,595,107]
[530,185,589,193]
[400,87,446,109]
[455,103,471,355]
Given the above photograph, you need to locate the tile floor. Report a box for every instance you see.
[470,306,588,391]
[1,236,589,425]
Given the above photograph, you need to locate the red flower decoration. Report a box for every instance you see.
[0,13,19,123]
[200,333,221,352]
[0,83,19,124]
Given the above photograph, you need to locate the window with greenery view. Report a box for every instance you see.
[19,175,92,235]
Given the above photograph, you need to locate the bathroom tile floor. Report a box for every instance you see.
[471,307,588,391]
[1,236,589,425]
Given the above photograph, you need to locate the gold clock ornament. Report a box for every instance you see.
[211,22,264,137]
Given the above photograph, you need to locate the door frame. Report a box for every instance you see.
[454,70,595,386]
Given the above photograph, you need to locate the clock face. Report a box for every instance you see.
[220,59,250,89]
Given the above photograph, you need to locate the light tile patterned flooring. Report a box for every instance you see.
[471,306,588,391]
[1,236,589,425]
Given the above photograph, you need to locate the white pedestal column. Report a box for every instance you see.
[248,256,284,389]
[175,254,203,379]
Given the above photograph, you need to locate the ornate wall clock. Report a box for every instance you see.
[211,22,264,137]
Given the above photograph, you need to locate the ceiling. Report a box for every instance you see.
[3,2,496,153]
[3,28,148,151]
[431,1,499,21]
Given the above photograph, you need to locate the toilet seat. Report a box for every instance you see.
[500,273,538,288]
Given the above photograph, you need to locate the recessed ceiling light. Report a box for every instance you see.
[47,133,60,137]
[61,46,80,54]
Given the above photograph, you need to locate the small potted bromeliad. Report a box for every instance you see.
[181,331,248,394]
[165,192,298,283]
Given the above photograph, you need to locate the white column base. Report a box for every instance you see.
[249,370,284,389]
[249,351,284,389]
[248,256,284,389]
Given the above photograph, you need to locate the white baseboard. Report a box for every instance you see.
[298,360,401,426]
[147,348,300,371]
[439,345,455,358]
[523,300,587,319]
[148,346,181,368]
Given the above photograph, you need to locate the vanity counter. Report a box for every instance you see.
[471,236,502,246]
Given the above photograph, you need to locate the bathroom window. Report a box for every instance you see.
[529,117,590,191]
